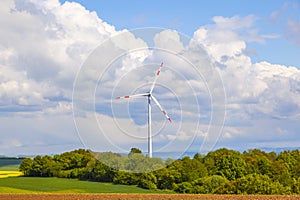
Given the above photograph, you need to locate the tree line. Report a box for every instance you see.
[19,148,300,194]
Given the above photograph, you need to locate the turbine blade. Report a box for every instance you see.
[149,62,163,94]
[151,95,171,123]
[115,93,149,100]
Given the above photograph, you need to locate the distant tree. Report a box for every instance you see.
[155,167,181,190]
[113,170,139,185]
[165,158,174,166]
[128,147,142,156]
[243,149,273,175]
[204,148,247,180]
[81,159,113,182]
[125,153,148,172]
[268,151,277,161]
[174,182,194,193]
[268,160,292,187]
[257,157,272,175]
[215,173,291,194]
[125,153,164,173]
[138,172,157,190]
[18,147,300,194]
[193,175,228,194]
[30,155,55,177]
[165,157,207,183]
[19,158,33,176]
[276,151,295,175]
[193,153,204,162]
[292,177,300,194]
[181,156,208,182]
[96,152,125,170]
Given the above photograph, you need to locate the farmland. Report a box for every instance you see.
[19,149,300,194]
[0,177,300,199]
[0,156,300,199]
[0,157,23,178]
[0,157,23,171]
[0,177,170,194]
[1,194,300,200]
[0,171,23,178]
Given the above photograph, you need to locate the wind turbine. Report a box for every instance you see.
[115,62,171,158]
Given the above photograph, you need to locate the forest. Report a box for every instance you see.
[19,148,300,194]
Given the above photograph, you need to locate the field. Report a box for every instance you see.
[0,165,19,171]
[1,160,300,199]
[0,177,170,194]
[0,157,23,169]
[1,177,300,199]
[0,159,23,178]
[1,194,300,200]
[0,171,23,178]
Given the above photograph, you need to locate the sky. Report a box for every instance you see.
[0,0,300,157]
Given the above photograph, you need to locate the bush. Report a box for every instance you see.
[174,182,194,193]
[137,173,157,190]
[215,173,291,194]
[193,175,228,193]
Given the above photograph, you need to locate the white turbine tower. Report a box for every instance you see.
[115,62,171,158]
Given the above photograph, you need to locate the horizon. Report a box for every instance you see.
[2,146,299,159]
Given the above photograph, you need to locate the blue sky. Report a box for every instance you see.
[0,0,300,157]
[61,0,300,68]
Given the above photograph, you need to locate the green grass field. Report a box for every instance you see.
[0,165,20,171]
[0,161,23,178]
[0,159,170,194]
[0,177,171,194]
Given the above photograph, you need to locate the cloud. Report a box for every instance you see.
[193,15,300,121]
[167,131,191,141]
[286,19,300,46]
[47,11,300,155]
[0,0,116,112]
[0,114,82,155]
[0,0,118,154]
[212,15,255,30]
[1,1,300,156]
[154,30,185,53]
[191,15,300,151]
[193,15,280,63]
[267,1,300,46]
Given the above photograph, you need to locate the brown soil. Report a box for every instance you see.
[1,194,300,200]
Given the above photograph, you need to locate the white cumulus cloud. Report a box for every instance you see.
[1,1,300,156]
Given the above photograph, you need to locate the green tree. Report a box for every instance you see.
[19,158,33,176]
[155,168,181,190]
[28,155,56,177]
[82,159,113,182]
[205,149,247,180]
[288,150,300,179]
[193,175,228,194]
[243,149,273,175]
[268,160,292,186]
[193,153,204,162]
[96,152,126,170]
[277,151,296,172]
[215,174,291,194]
[124,153,164,172]
[168,157,207,183]
[138,173,157,190]
[174,182,194,193]
[113,170,139,185]
[128,147,142,156]
[204,148,247,179]
[292,177,300,194]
